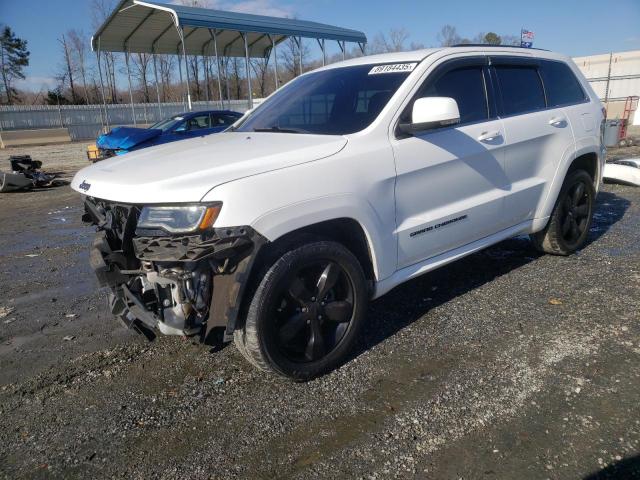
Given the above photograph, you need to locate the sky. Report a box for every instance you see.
[1,0,639,92]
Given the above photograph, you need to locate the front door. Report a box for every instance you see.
[392,58,510,269]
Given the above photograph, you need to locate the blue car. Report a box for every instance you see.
[87,110,243,162]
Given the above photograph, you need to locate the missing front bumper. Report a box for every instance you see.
[86,202,265,342]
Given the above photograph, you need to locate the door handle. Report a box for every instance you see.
[548,117,566,127]
[477,131,501,142]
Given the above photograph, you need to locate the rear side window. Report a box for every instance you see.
[495,66,546,116]
[539,60,587,107]
[421,66,488,124]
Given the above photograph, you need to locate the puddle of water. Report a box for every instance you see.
[8,281,94,307]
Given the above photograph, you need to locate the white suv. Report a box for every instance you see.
[72,46,604,380]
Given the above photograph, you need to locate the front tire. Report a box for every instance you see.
[234,241,368,381]
[530,169,595,255]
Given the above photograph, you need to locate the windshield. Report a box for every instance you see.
[150,116,184,132]
[236,64,416,135]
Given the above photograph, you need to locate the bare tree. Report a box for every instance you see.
[131,53,152,102]
[371,28,410,53]
[229,57,243,100]
[68,30,91,104]
[59,34,79,104]
[437,25,461,47]
[91,0,118,102]
[250,57,271,98]
[279,37,309,81]
[188,55,202,101]
[158,55,175,102]
[500,34,521,46]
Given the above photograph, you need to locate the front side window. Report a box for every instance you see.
[539,60,587,107]
[236,64,414,135]
[495,66,546,116]
[186,115,211,130]
[150,116,183,132]
[419,66,489,124]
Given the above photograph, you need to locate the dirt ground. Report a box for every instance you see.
[0,143,639,480]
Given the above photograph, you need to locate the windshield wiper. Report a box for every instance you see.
[253,126,308,134]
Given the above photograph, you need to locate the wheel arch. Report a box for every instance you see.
[534,148,601,231]
[267,217,376,284]
[229,216,379,337]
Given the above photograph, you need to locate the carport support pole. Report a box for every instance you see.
[271,35,279,90]
[124,51,137,126]
[298,36,303,75]
[178,27,193,111]
[242,33,253,110]
[152,53,163,118]
[203,54,210,104]
[210,29,224,110]
[96,41,110,130]
[177,51,185,109]
[321,38,326,66]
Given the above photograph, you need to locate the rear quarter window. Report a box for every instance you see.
[495,65,546,116]
[539,60,587,107]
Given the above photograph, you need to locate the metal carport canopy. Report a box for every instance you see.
[91,0,368,57]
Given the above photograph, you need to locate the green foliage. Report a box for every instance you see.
[0,25,30,104]
[45,87,71,105]
[483,32,502,45]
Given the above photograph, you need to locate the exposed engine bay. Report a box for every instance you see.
[82,196,263,341]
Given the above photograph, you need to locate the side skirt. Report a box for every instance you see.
[373,220,534,299]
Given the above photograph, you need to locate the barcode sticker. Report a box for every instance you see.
[368,63,418,75]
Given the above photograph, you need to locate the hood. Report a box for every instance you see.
[97,126,162,150]
[71,132,348,204]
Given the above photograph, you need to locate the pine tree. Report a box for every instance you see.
[0,25,30,105]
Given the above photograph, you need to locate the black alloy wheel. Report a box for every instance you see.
[529,169,595,255]
[234,240,368,380]
[273,260,355,363]
[559,179,591,248]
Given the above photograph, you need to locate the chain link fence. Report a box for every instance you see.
[0,100,250,141]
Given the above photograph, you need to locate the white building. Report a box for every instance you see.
[573,49,640,127]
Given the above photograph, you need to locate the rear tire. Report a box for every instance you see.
[234,240,368,381]
[530,169,595,255]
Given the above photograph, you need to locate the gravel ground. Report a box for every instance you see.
[0,143,639,479]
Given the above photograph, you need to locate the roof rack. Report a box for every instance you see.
[451,44,549,51]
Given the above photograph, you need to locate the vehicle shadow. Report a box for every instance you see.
[588,190,632,243]
[582,454,640,479]
[350,189,630,361]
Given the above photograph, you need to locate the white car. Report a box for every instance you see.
[72,46,605,380]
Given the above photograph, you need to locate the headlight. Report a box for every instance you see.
[137,204,222,233]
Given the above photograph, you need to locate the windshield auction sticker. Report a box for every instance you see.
[368,63,418,75]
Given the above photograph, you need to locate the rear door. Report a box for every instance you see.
[490,57,576,226]
[391,57,510,268]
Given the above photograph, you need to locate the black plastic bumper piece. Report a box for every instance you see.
[90,231,129,288]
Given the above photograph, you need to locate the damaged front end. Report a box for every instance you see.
[83,197,264,342]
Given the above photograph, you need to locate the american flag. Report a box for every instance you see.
[520,29,535,48]
[521,29,535,40]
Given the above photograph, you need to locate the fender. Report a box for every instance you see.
[532,142,602,233]
[248,194,393,281]
[202,141,399,282]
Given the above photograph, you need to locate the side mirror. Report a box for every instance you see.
[399,97,460,135]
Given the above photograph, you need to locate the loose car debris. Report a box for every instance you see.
[603,158,640,187]
[0,155,65,192]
